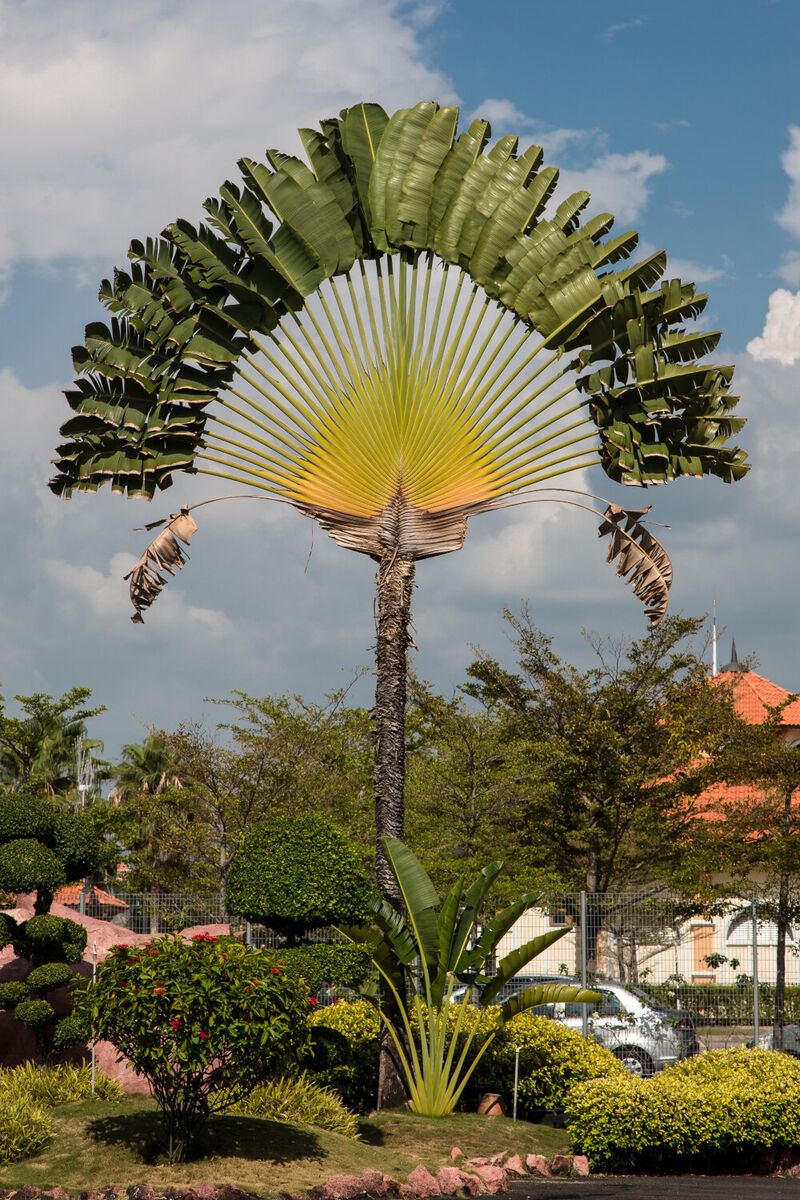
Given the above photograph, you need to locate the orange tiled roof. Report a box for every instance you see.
[54,885,128,909]
[717,669,800,726]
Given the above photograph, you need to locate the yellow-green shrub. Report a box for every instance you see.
[236,1071,359,1138]
[0,1062,122,1106]
[0,1092,52,1165]
[307,1000,380,1112]
[568,1049,800,1172]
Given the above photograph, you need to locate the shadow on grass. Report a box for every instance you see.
[356,1120,386,1147]
[86,1111,324,1165]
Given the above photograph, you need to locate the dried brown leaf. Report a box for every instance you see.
[124,506,198,624]
[597,503,673,626]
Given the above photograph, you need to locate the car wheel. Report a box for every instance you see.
[612,1046,654,1077]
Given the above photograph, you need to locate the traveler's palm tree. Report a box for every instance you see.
[51,101,747,908]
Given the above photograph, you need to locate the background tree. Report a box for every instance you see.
[50,99,747,1103]
[464,610,743,969]
[0,687,106,799]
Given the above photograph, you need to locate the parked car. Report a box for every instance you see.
[471,974,695,1076]
[755,1026,800,1057]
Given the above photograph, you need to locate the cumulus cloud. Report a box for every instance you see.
[777,125,800,241]
[559,152,668,225]
[747,288,800,365]
[0,0,453,274]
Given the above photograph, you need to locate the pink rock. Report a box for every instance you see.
[358,1172,386,1197]
[191,1187,216,1200]
[407,1166,441,1197]
[503,1154,526,1177]
[572,1156,590,1178]
[399,1187,416,1200]
[472,1166,508,1194]
[126,1187,154,1200]
[41,1190,70,1200]
[324,1175,368,1199]
[435,1168,481,1196]
[381,1178,402,1197]
[306,1188,333,1200]
[549,1155,572,1178]
[487,1155,504,1166]
[449,1146,463,1162]
[465,1158,488,1167]
[524,1155,551,1178]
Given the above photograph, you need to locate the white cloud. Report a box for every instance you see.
[604,18,646,40]
[777,125,800,241]
[559,151,668,224]
[666,257,729,285]
[0,0,453,274]
[746,289,800,365]
[777,251,800,286]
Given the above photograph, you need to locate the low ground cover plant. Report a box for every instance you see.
[567,1046,800,1172]
[81,932,313,1163]
[236,1071,359,1138]
[0,1063,121,1165]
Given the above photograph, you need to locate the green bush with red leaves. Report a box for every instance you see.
[80,932,312,1163]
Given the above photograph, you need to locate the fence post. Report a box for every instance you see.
[580,891,589,1040]
[752,894,760,1045]
[91,941,97,1099]
[245,921,252,947]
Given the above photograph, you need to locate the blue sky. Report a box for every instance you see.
[1,0,799,764]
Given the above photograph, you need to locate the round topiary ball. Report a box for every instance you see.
[14,998,55,1030]
[0,839,66,896]
[26,962,73,994]
[0,795,54,846]
[0,912,17,951]
[226,816,373,940]
[51,1012,92,1052]
[0,981,31,1010]
[13,914,88,965]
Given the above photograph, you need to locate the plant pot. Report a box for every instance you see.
[478,1092,506,1116]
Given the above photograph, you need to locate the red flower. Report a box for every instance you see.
[270,968,280,975]
[154,988,166,995]
[170,1019,181,1031]
[199,1031,210,1039]
[127,956,140,963]
[117,982,127,989]
[308,997,318,1006]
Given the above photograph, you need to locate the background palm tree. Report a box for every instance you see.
[51,100,747,1103]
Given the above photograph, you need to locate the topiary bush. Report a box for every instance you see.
[12,914,87,965]
[0,796,54,846]
[0,982,30,1010]
[50,1012,92,1053]
[237,1071,359,1138]
[270,943,373,995]
[0,840,66,896]
[26,962,74,994]
[82,932,313,1163]
[567,1047,800,1172]
[0,1092,53,1165]
[14,999,55,1031]
[227,815,373,941]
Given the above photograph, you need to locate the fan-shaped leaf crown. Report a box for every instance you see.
[51,100,747,582]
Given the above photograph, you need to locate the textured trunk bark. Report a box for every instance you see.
[773,872,790,1050]
[374,549,415,1109]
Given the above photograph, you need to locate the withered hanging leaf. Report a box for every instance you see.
[597,503,673,627]
[124,505,198,623]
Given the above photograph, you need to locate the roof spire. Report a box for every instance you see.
[721,639,740,673]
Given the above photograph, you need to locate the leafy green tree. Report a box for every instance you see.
[0,687,106,798]
[50,100,747,1103]
[464,611,742,967]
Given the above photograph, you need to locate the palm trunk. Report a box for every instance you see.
[374,549,414,1109]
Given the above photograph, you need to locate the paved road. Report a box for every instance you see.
[504,1177,799,1199]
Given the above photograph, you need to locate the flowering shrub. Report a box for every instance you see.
[82,933,312,1163]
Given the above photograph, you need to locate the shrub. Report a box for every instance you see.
[227,816,373,940]
[307,1000,381,1112]
[0,795,54,846]
[0,840,66,895]
[50,1012,92,1052]
[0,981,30,1010]
[13,914,87,965]
[0,913,16,951]
[26,962,73,994]
[83,933,312,1163]
[0,1092,52,1165]
[15,999,55,1031]
[275,943,373,995]
[567,1048,800,1172]
[237,1071,359,1138]
[470,1012,626,1115]
[50,812,102,880]
[0,1062,121,1106]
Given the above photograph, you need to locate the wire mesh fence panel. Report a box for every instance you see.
[68,888,800,1035]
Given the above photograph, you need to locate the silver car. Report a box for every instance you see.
[490,976,684,1076]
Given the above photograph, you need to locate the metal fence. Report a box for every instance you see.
[71,887,800,1043]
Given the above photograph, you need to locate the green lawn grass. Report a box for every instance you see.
[0,1096,569,1197]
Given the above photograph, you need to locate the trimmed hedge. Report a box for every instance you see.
[12,914,87,965]
[567,1047,800,1172]
[0,982,30,1010]
[26,962,73,994]
[0,796,54,846]
[646,982,800,1026]
[307,1000,381,1113]
[227,816,373,939]
[0,840,66,895]
[273,943,373,995]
